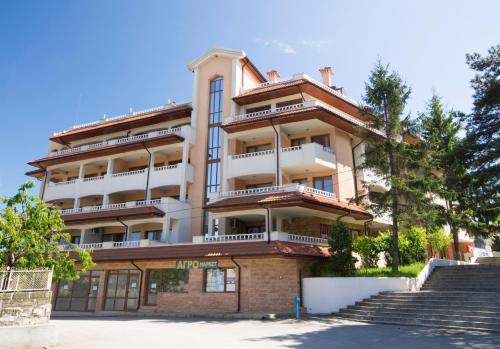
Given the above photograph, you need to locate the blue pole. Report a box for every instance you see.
[294,295,300,320]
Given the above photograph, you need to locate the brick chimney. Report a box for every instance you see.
[266,70,280,83]
[319,66,332,86]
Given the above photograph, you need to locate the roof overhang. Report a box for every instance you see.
[29,133,184,169]
[205,191,372,221]
[62,206,165,225]
[187,48,246,71]
[50,103,192,145]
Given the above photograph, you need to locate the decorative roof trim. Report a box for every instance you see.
[187,48,246,71]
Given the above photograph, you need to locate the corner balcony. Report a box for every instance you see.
[150,162,193,188]
[224,143,336,179]
[192,231,329,246]
[61,238,169,251]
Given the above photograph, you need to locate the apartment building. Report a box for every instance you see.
[26,48,386,315]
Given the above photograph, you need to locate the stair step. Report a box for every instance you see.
[347,304,500,315]
[340,308,500,322]
[357,299,500,308]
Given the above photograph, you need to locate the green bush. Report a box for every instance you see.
[352,236,382,268]
[427,228,452,256]
[378,227,427,266]
[328,220,354,276]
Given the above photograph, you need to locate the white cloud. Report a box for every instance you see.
[299,39,331,49]
[256,39,296,55]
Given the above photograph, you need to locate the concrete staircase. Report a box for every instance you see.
[334,260,500,332]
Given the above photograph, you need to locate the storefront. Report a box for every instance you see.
[54,241,329,315]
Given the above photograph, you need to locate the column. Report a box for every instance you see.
[221,131,229,192]
[276,216,283,232]
[106,158,114,176]
[102,194,109,206]
[207,213,214,236]
[275,124,283,186]
[80,229,86,244]
[179,142,189,201]
[73,197,80,209]
[146,152,155,201]
[78,163,85,179]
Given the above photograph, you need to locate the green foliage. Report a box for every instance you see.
[328,220,354,276]
[491,236,500,252]
[0,182,94,282]
[352,236,383,268]
[460,45,500,237]
[378,228,427,266]
[353,262,425,278]
[427,228,452,256]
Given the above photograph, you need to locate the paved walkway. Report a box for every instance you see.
[51,316,500,349]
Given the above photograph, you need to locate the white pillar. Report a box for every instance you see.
[73,197,80,209]
[275,124,283,186]
[106,158,114,176]
[180,142,189,201]
[80,229,86,244]
[102,194,109,206]
[78,163,85,179]
[146,152,155,201]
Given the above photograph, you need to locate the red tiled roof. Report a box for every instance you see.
[87,241,329,262]
[205,190,371,220]
[239,79,307,97]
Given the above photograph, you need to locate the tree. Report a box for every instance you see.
[461,45,500,237]
[427,228,452,258]
[360,61,411,272]
[0,182,94,282]
[418,93,466,259]
[328,220,354,276]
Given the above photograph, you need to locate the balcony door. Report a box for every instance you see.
[104,270,141,311]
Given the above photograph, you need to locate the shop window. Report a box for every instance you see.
[313,176,333,193]
[291,138,306,147]
[146,269,189,305]
[246,143,272,153]
[205,268,236,293]
[311,134,330,147]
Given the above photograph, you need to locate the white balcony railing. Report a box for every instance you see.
[113,241,140,248]
[112,169,146,178]
[83,175,105,182]
[48,179,77,187]
[154,164,179,171]
[193,231,328,246]
[49,127,183,157]
[217,184,337,200]
[230,149,274,160]
[60,199,163,215]
[223,101,314,125]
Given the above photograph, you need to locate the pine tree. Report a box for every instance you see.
[462,45,500,236]
[419,93,465,259]
[360,61,411,272]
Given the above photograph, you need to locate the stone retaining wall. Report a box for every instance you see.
[0,290,52,326]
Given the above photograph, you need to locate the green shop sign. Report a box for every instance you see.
[176,260,219,269]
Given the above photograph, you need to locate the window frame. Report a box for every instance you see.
[311,134,331,147]
[145,269,190,305]
[313,176,333,193]
[204,268,236,293]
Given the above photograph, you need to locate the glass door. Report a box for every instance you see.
[54,271,101,312]
[104,270,141,311]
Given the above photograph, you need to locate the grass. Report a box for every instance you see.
[353,262,425,277]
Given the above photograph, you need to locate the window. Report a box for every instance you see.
[320,224,332,237]
[129,232,141,241]
[146,269,189,305]
[205,268,236,293]
[70,236,81,244]
[291,138,306,147]
[276,99,302,108]
[246,183,272,189]
[314,176,333,193]
[128,165,147,172]
[102,233,125,242]
[311,134,330,147]
[146,231,162,241]
[246,226,265,234]
[292,178,308,185]
[246,144,272,153]
[205,77,224,194]
[246,105,271,114]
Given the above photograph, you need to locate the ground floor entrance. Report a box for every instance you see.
[54,270,101,311]
[104,269,141,311]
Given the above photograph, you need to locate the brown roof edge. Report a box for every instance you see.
[25,168,45,178]
[240,57,267,83]
[50,103,192,144]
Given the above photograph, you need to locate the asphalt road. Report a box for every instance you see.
[51,316,500,349]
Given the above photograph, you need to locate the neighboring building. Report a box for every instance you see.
[27,48,388,315]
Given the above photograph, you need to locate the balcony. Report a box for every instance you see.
[281,143,336,174]
[192,231,328,246]
[363,169,390,192]
[61,239,169,251]
[44,162,192,201]
[225,150,275,179]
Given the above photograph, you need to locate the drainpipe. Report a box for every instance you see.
[351,139,365,201]
[117,218,129,240]
[142,144,152,200]
[363,219,373,236]
[40,167,48,201]
[231,256,241,312]
[269,119,280,186]
[131,260,143,310]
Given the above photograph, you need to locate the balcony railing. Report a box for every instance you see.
[61,238,169,251]
[193,231,328,246]
[83,175,105,182]
[230,149,274,160]
[154,164,179,171]
[112,169,146,178]
[60,199,163,215]
[223,101,315,125]
[217,184,337,200]
[49,127,182,157]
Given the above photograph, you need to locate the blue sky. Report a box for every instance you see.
[0,0,499,198]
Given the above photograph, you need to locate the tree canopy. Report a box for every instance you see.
[0,182,94,282]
